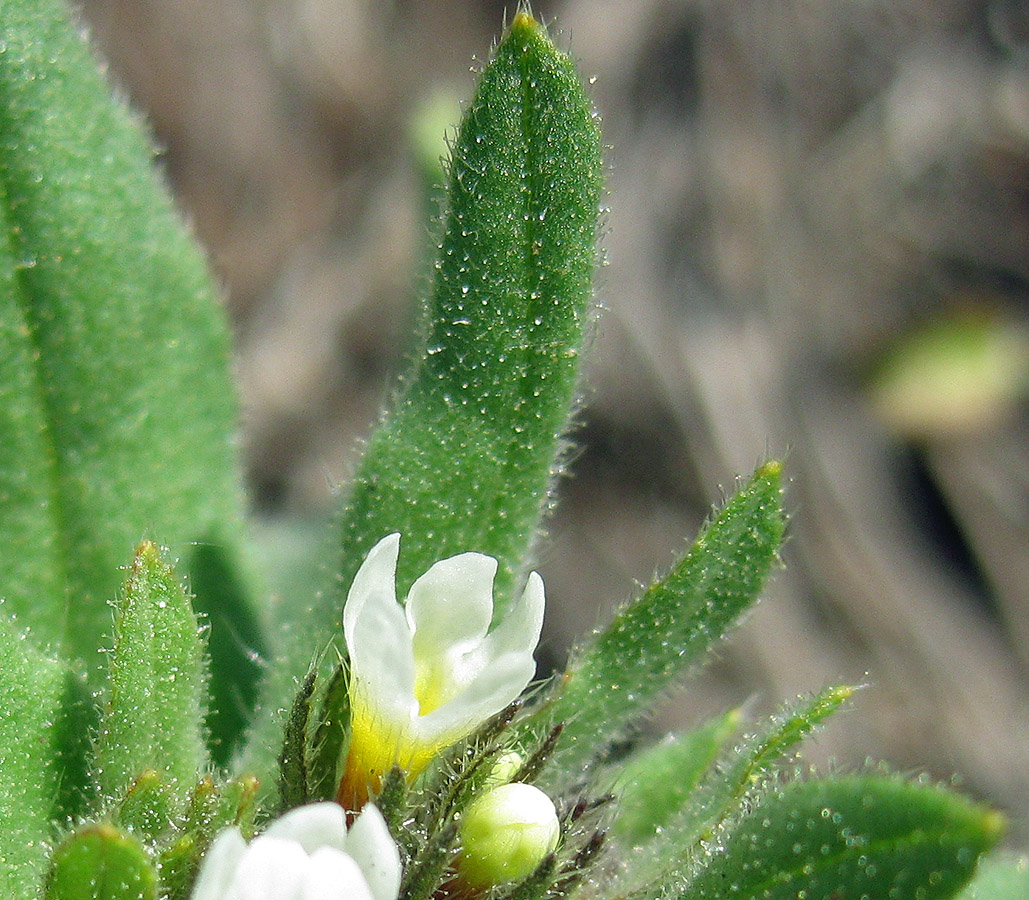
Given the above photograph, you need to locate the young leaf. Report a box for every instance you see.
[606,685,855,898]
[538,461,786,781]
[337,9,602,602]
[0,0,256,700]
[93,542,207,808]
[608,708,741,848]
[676,776,1003,900]
[45,824,157,900]
[0,614,66,898]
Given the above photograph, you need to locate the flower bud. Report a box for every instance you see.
[457,783,560,889]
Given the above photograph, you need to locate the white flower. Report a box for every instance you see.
[338,533,545,807]
[191,802,401,900]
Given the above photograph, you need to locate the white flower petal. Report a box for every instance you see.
[301,848,377,900]
[190,828,248,900]
[263,801,348,854]
[344,534,417,723]
[479,571,545,659]
[406,552,496,657]
[342,806,403,900]
[233,837,310,900]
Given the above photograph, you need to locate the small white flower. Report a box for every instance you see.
[191,802,401,900]
[338,533,545,807]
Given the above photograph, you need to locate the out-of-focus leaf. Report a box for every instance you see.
[609,709,741,848]
[0,0,258,721]
[0,613,66,898]
[955,853,1029,900]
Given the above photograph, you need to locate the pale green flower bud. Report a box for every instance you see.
[485,751,524,788]
[457,783,560,889]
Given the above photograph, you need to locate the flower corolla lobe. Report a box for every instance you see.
[190,802,401,900]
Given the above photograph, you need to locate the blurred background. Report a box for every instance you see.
[77,0,1029,839]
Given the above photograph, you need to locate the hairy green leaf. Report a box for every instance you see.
[93,542,207,808]
[0,0,258,717]
[336,9,602,604]
[241,8,601,784]
[0,614,66,898]
[678,776,1002,900]
[538,461,786,781]
[606,685,855,899]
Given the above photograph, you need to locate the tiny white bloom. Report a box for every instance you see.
[339,533,544,807]
[190,802,401,900]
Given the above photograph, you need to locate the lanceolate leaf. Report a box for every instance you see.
[0,614,66,898]
[93,542,207,808]
[677,776,1003,900]
[538,461,786,782]
[0,0,257,698]
[337,9,602,604]
[241,9,601,782]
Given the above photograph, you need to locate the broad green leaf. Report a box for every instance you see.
[0,613,65,898]
[537,461,786,782]
[45,824,156,900]
[0,0,258,711]
[93,542,207,808]
[609,708,741,848]
[336,8,602,605]
[677,776,1003,900]
[956,853,1029,900]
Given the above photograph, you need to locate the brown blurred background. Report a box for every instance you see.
[77,0,1029,840]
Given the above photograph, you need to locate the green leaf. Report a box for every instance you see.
[956,853,1029,900]
[538,461,786,781]
[115,770,174,845]
[0,0,256,693]
[0,613,66,898]
[241,8,601,784]
[677,776,1003,900]
[608,708,741,848]
[607,685,855,899]
[336,8,602,605]
[93,542,207,808]
[306,661,352,803]
[45,824,157,900]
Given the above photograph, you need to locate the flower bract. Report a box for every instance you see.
[338,533,545,808]
[190,802,401,900]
